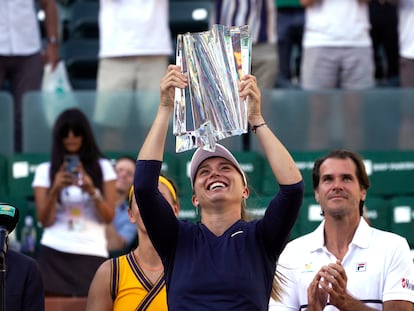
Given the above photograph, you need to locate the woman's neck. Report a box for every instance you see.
[134,236,163,271]
[201,207,241,237]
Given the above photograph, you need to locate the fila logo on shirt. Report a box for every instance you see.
[356,262,367,272]
[402,278,414,291]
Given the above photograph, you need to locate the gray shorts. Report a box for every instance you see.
[400,57,414,88]
[94,55,168,128]
[251,43,278,89]
[301,46,374,90]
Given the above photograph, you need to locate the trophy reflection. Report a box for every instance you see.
[173,24,251,153]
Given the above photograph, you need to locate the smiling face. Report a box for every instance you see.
[192,157,249,209]
[315,158,366,220]
[115,158,135,196]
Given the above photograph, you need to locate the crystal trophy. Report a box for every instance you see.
[173,24,251,152]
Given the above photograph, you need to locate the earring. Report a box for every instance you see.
[195,204,200,216]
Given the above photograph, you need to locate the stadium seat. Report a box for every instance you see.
[389,196,414,248]
[7,153,50,201]
[361,151,414,197]
[364,195,391,232]
[67,0,99,39]
[162,152,180,184]
[60,38,99,90]
[174,152,193,196]
[246,194,272,218]
[261,151,326,196]
[0,155,8,198]
[232,151,265,196]
[169,0,213,37]
[177,194,199,222]
[298,196,323,236]
[260,162,280,196]
[6,154,46,253]
[0,92,14,157]
[246,193,301,240]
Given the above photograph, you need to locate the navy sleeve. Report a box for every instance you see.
[257,180,304,258]
[134,160,179,261]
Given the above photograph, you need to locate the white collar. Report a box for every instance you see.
[308,217,372,252]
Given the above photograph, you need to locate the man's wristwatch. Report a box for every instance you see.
[47,36,59,44]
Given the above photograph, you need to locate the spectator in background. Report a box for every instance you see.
[0,0,59,152]
[275,0,304,88]
[214,0,278,89]
[93,0,172,150]
[301,0,374,150]
[300,0,374,90]
[399,0,414,88]
[32,108,116,296]
[270,149,414,310]
[86,178,180,311]
[369,0,399,87]
[106,155,137,256]
[96,0,171,91]
[397,0,414,149]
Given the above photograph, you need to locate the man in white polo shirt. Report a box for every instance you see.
[270,149,414,311]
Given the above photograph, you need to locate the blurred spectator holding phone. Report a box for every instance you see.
[32,108,116,296]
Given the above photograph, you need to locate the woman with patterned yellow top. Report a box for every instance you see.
[86,176,180,311]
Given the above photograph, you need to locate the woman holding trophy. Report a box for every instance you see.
[133,63,303,310]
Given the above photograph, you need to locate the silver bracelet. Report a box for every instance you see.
[93,188,103,201]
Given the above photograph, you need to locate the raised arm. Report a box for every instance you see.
[240,75,302,186]
[137,65,188,161]
[134,65,187,259]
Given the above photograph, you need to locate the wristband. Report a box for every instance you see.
[252,123,266,133]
